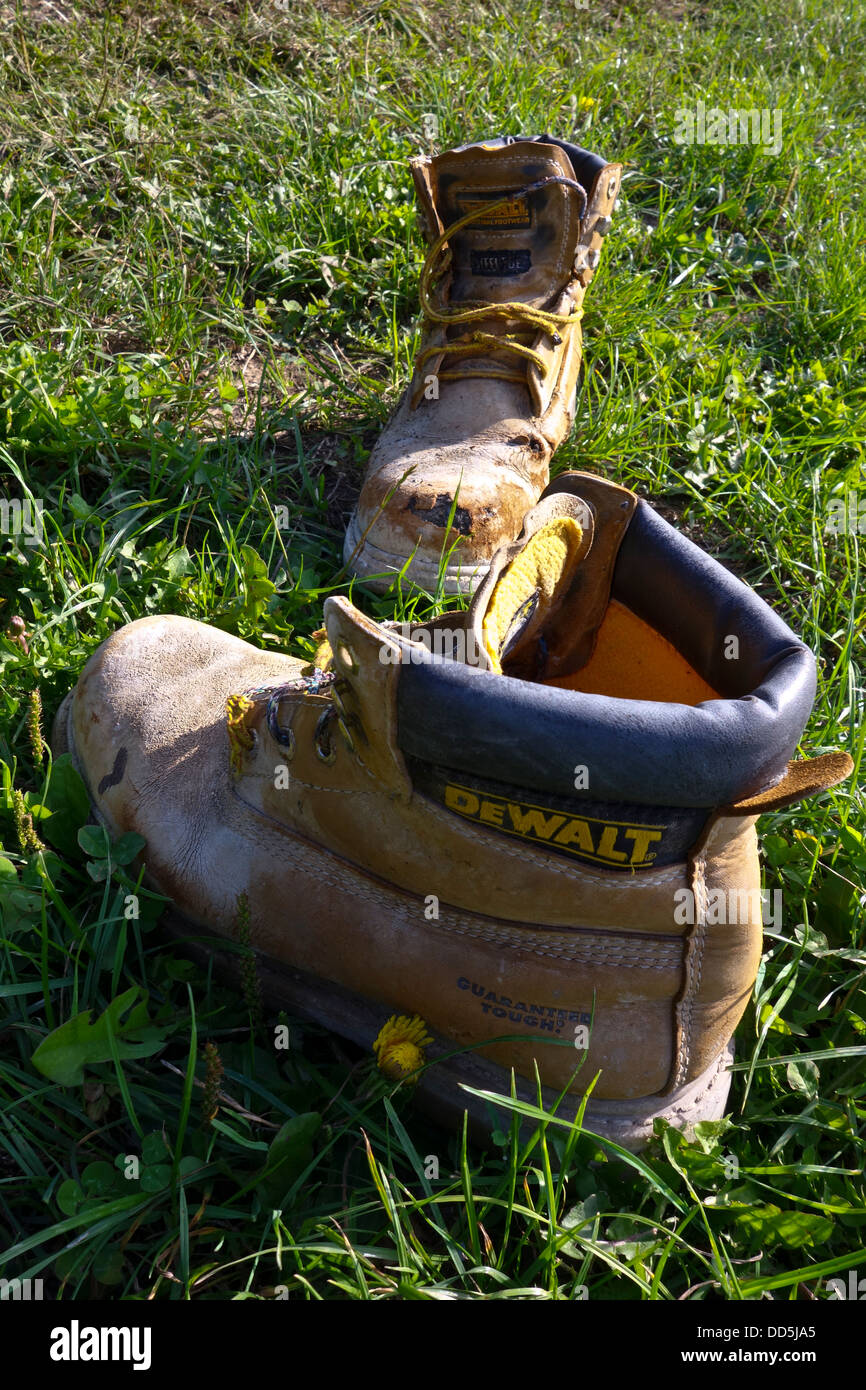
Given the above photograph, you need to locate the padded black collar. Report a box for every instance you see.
[396,499,816,809]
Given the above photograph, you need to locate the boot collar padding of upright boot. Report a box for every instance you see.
[415,140,584,309]
[434,134,612,206]
[395,500,818,810]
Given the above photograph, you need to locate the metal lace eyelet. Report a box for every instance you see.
[314,709,337,764]
[267,694,296,757]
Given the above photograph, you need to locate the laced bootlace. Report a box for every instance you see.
[415,174,588,387]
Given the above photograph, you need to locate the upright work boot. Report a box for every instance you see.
[55,474,851,1149]
[344,134,622,594]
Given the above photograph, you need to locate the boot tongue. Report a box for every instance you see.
[427,140,582,309]
[467,491,594,677]
[322,479,636,690]
[465,474,638,681]
[476,514,588,673]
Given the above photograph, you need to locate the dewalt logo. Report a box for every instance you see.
[456,190,533,229]
[444,782,664,868]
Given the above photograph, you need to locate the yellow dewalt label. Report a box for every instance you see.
[455,191,532,229]
[444,782,664,867]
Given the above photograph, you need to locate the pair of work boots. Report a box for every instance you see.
[55,137,851,1148]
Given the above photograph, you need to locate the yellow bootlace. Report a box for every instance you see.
[416,174,588,387]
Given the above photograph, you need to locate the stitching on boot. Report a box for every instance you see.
[274,777,367,796]
[672,854,709,1088]
[434,927,679,966]
[230,816,682,968]
[312,779,689,889]
[421,793,686,888]
[246,764,689,890]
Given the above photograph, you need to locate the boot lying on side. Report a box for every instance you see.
[54,473,851,1149]
[344,134,622,594]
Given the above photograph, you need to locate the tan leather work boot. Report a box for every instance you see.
[54,474,851,1149]
[343,134,622,595]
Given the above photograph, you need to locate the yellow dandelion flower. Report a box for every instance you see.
[308,628,333,672]
[792,829,823,853]
[226,693,256,775]
[373,1014,433,1083]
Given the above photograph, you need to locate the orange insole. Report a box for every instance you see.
[545,600,719,705]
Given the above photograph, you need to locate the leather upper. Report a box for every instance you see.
[345,135,622,592]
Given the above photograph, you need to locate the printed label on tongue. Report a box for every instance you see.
[455,190,532,229]
[470,248,532,277]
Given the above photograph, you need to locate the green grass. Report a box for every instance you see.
[1,0,864,1301]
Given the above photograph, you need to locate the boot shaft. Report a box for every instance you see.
[408,135,621,415]
[411,135,621,305]
[345,134,623,594]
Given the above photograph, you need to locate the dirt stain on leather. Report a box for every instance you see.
[98,747,128,794]
[407,493,474,534]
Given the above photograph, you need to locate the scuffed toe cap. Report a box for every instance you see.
[350,450,542,579]
[61,615,299,842]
